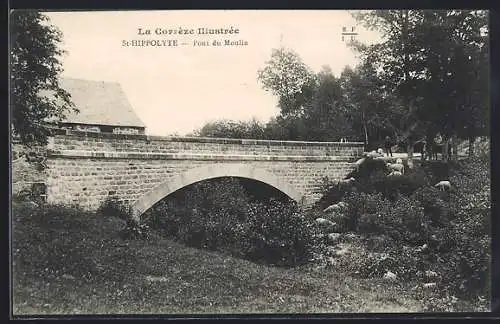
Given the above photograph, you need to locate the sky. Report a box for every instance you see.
[45,10,381,136]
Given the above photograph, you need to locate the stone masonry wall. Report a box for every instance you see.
[44,130,364,212]
[11,143,47,196]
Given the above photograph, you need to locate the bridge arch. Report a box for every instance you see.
[130,163,302,220]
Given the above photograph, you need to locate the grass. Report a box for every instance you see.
[12,201,427,316]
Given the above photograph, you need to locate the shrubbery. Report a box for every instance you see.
[13,203,114,282]
[317,157,433,211]
[328,157,490,298]
[242,200,318,266]
[97,196,149,240]
[144,178,317,267]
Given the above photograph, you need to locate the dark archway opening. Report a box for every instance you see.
[141,177,314,268]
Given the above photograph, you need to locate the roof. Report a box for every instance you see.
[54,78,146,128]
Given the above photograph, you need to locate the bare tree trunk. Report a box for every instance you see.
[401,10,413,169]
[363,122,369,148]
[468,135,476,157]
[443,137,450,162]
[451,134,458,161]
[407,139,414,168]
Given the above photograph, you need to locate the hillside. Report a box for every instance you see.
[11,155,490,315]
[12,201,428,315]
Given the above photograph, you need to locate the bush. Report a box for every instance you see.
[146,178,250,247]
[348,158,490,298]
[144,178,316,267]
[97,195,132,220]
[97,196,148,240]
[355,157,388,180]
[343,192,390,232]
[313,176,357,210]
[343,191,441,246]
[442,157,491,297]
[241,200,317,267]
[410,186,450,226]
[12,202,143,285]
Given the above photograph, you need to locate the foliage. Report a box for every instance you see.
[342,192,390,232]
[330,157,490,298]
[351,10,489,160]
[13,199,435,314]
[97,196,148,240]
[339,63,404,147]
[257,47,317,118]
[313,176,357,210]
[300,66,356,141]
[12,203,133,283]
[256,49,358,142]
[444,157,491,296]
[192,118,267,139]
[97,196,131,220]
[242,200,317,267]
[410,186,449,225]
[145,178,315,267]
[10,10,77,147]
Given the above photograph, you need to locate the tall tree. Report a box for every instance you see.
[257,47,317,119]
[339,63,405,148]
[351,10,489,162]
[301,66,354,141]
[411,10,489,160]
[10,10,76,147]
[352,10,426,166]
[193,119,267,139]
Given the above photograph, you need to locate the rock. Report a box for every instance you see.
[22,200,39,208]
[383,271,397,281]
[315,217,332,225]
[323,205,336,213]
[61,274,76,280]
[315,218,336,232]
[423,282,436,289]
[334,243,350,257]
[145,275,168,282]
[325,246,337,256]
[425,270,438,278]
[326,233,341,244]
[415,244,428,253]
[323,202,349,214]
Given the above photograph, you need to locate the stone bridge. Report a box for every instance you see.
[42,130,364,221]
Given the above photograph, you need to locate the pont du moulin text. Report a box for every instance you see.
[124,27,248,47]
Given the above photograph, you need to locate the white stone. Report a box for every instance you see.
[383,271,397,281]
[145,275,168,282]
[425,270,438,278]
[423,283,436,288]
[327,233,341,244]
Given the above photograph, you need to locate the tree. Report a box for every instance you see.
[10,10,76,147]
[193,118,267,139]
[257,47,317,119]
[351,10,430,166]
[302,66,354,141]
[407,10,489,161]
[351,10,489,162]
[339,63,405,148]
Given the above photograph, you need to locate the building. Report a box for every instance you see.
[56,78,146,134]
[12,78,146,198]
